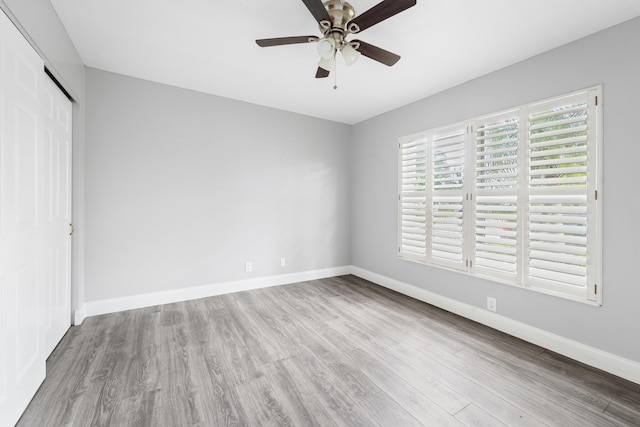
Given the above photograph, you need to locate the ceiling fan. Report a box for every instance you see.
[256,0,417,79]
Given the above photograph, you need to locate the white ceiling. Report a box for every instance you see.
[50,0,640,124]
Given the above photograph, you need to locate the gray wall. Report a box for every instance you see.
[350,16,640,363]
[0,0,86,314]
[85,69,351,301]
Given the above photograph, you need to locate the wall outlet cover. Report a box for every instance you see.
[487,297,497,312]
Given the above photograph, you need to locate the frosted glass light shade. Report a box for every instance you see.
[318,56,336,72]
[341,43,361,66]
[317,38,336,59]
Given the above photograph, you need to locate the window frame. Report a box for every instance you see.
[398,86,603,305]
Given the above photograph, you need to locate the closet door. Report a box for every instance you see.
[42,74,72,357]
[0,9,47,426]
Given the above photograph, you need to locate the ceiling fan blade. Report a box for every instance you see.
[301,0,332,24]
[315,67,330,78]
[349,0,416,33]
[256,36,319,47]
[353,40,401,66]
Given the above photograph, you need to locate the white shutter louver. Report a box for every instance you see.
[474,112,520,282]
[526,92,596,299]
[399,135,428,260]
[431,126,466,269]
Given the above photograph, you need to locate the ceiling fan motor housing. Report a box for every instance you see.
[324,0,356,29]
[321,0,358,47]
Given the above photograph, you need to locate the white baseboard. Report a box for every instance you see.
[74,266,350,323]
[73,264,639,385]
[350,266,640,386]
[73,304,87,325]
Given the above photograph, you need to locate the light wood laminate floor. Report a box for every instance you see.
[17,275,640,426]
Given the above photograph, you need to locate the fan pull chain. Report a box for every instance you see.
[334,61,338,90]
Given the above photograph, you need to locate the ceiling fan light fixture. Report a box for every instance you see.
[317,38,336,59]
[318,56,336,72]
[341,43,361,66]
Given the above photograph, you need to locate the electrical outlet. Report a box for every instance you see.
[280,257,286,267]
[245,261,252,272]
[487,297,497,312]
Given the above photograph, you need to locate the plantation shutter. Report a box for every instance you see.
[397,87,601,304]
[431,125,467,270]
[398,134,428,261]
[526,90,599,300]
[473,112,520,283]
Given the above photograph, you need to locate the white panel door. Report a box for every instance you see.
[42,75,72,357]
[0,9,47,426]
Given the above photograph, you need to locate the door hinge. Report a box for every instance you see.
[594,284,597,294]
[595,190,598,201]
[595,96,598,106]
[69,223,74,236]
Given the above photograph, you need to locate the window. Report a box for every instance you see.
[398,87,602,304]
